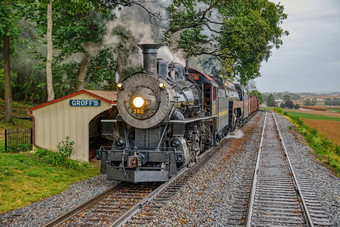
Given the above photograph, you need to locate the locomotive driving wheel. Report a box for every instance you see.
[231,110,237,132]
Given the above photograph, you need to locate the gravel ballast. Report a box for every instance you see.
[0,175,118,226]
[138,111,340,226]
[1,111,339,226]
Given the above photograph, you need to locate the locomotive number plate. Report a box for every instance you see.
[132,108,144,114]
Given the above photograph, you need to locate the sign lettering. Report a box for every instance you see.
[70,99,101,107]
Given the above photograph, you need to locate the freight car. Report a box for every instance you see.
[96,44,259,183]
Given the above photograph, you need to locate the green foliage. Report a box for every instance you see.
[274,108,340,176]
[249,89,263,104]
[56,137,74,159]
[0,151,99,213]
[167,0,288,85]
[35,147,91,170]
[283,94,291,102]
[304,98,317,106]
[336,145,340,156]
[325,98,340,106]
[284,100,294,109]
[267,94,277,107]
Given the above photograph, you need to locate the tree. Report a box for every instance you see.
[46,0,54,101]
[244,79,256,93]
[0,1,23,122]
[283,94,291,102]
[304,98,316,106]
[28,0,154,96]
[284,100,294,109]
[249,90,263,104]
[166,0,288,85]
[267,94,277,107]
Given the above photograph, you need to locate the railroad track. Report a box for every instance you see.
[44,183,161,226]
[244,112,331,226]
[44,121,233,226]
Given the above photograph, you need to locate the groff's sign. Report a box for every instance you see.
[69,99,101,107]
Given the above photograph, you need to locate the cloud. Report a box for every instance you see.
[257,0,340,92]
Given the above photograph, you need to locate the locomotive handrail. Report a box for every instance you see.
[170,115,217,123]
[101,119,118,123]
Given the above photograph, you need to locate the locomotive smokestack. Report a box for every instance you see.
[138,44,161,73]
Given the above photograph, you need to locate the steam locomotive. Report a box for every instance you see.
[96,44,259,183]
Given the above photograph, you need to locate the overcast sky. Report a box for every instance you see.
[255,0,340,93]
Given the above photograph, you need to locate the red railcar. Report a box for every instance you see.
[248,95,259,115]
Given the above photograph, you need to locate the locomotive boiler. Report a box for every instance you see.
[97,44,259,183]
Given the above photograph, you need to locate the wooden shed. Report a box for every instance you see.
[29,90,118,162]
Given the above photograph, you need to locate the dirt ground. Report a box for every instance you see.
[302,119,340,145]
[287,109,340,118]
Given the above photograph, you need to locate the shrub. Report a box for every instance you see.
[35,147,92,171]
[57,137,75,159]
[336,145,340,156]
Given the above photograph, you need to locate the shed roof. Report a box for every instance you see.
[30,89,117,111]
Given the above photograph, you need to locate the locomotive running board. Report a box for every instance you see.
[170,115,217,123]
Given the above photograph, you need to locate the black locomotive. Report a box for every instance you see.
[97,44,259,183]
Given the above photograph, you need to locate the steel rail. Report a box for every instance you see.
[45,111,260,227]
[245,112,267,227]
[110,111,243,227]
[43,183,126,227]
[272,113,314,227]
[110,167,188,227]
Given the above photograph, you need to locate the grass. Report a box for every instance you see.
[274,108,340,177]
[327,108,340,113]
[0,101,101,214]
[283,111,340,121]
[0,151,99,213]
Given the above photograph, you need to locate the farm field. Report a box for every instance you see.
[328,109,340,113]
[284,109,340,121]
[284,109,340,146]
[303,119,340,146]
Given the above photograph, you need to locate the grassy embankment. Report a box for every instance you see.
[0,100,100,213]
[0,151,99,213]
[273,108,340,177]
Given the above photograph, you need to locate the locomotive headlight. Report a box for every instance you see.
[158,82,165,89]
[117,83,123,89]
[132,96,145,108]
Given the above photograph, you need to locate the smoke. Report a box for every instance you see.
[158,46,186,66]
[101,1,173,67]
[104,1,171,45]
